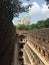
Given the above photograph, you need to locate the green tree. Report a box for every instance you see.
[44,18,49,28]
[26,25,32,30]
[0,0,30,22]
[37,20,45,28]
[31,24,36,29]
[17,24,25,30]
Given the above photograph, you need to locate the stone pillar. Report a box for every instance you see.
[23,49,31,64]
[13,43,19,65]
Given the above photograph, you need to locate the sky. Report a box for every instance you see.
[12,0,49,25]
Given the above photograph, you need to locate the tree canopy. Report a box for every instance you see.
[16,18,49,30]
[0,0,31,22]
[0,0,49,22]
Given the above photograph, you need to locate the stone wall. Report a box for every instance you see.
[0,21,16,65]
[17,28,49,65]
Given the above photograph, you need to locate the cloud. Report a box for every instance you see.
[41,3,49,17]
[22,2,41,15]
[28,2,41,15]
[22,2,28,6]
[13,2,49,25]
[28,2,49,23]
[28,2,49,17]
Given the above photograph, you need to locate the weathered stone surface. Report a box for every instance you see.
[0,21,16,65]
[17,29,49,65]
